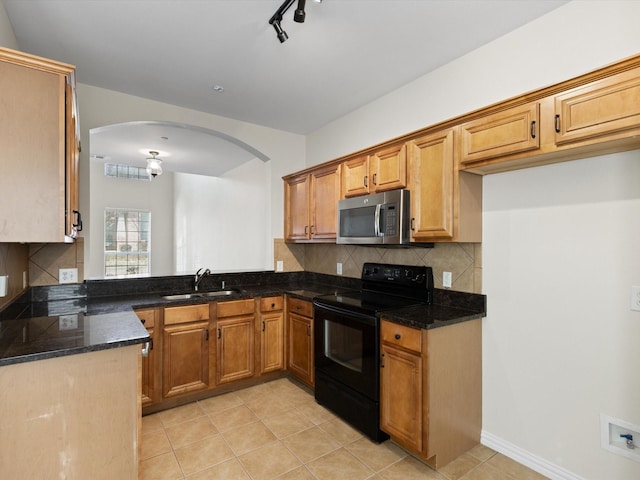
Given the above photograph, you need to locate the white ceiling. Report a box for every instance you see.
[4,0,568,175]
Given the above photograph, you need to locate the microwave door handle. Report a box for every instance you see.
[374,204,382,237]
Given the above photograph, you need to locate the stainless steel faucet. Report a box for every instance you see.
[194,268,211,291]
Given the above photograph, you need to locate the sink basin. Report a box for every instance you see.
[162,289,242,301]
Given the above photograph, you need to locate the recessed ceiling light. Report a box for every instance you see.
[212,84,224,93]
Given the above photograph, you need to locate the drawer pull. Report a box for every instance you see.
[271,303,276,308]
[395,334,401,340]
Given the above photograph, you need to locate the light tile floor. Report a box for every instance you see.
[140,378,549,480]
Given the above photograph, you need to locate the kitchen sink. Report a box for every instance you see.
[162,288,242,301]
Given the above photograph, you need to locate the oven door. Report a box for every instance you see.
[313,302,380,401]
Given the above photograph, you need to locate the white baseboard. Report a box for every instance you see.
[481,430,588,480]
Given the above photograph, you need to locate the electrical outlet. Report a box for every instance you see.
[337,263,343,275]
[22,271,27,289]
[59,268,78,284]
[443,271,452,288]
[276,260,284,272]
[632,286,640,312]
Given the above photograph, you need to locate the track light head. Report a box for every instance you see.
[294,0,306,23]
[273,20,288,43]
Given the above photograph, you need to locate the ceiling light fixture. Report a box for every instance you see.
[269,0,321,43]
[146,150,163,179]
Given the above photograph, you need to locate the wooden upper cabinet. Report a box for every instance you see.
[284,174,310,241]
[284,163,341,242]
[310,163,341,240]
[554,65,640,146]
[459,102,540,165]
[408,130,455,241]
[369,143,407,192]
[0,47,80,243]
[342,155,370,197]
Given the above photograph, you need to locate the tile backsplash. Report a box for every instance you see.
[274,239,482,293]
[0,243,29,310]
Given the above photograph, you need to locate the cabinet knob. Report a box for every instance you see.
[395,334,401,340]
[271,303,276,308]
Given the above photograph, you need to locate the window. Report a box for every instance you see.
[104,162,150,180]
[104,209,150,277]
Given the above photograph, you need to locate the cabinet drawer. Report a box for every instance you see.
[287,297,313,318]
[381,320,421,353]
[135,308,156,328]
[164,304,210,325]
[217,298,255,318]
[260,296,283,312]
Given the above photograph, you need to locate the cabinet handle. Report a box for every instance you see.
[307,325,311,337]
[205,329,209,341]
[364,175,368,188]
[372,173,377,185]
[410,218,415,231]
[310,225,315,235]
[304,226,308,235]
[554,114,561,133]
[149,337,154,351]
[72,210,83,232]
[217,328,221,340]
[380,353,385,368]
[530,120,536,139]
[395,334,401,340]
[262,321,265,332]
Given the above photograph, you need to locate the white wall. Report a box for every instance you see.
[483,153,640,479]
[77,84,306,277]
[304,1,640,479]
[0,1,18,50]
[88,160,174,279]
[174,158,271,274]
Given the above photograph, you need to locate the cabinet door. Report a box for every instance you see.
[370,143,407,192]
[65,81,81,238]
[310,164,341,240]
[288,312,314,386]
[554,65,640,145]
[408,130,454,240]
[380,342,423,453]
[216,315,255,384]
[284,174,310,241]
[136,309,157,407]
[459,102,540,165]
[0,57,67,242]
[261,311,284,373]
[163,321,210,398]
[342,155,370,197]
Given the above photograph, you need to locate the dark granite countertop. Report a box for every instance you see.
[0,271,486,367]
[0,298,149,367]
[381,303,484,329]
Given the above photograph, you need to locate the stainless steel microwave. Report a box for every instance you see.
[337,189,410,245]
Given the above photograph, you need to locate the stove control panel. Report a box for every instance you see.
[362,262,433,287]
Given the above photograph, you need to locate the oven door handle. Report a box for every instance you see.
[374,204,382,237]
[313,302,378,326]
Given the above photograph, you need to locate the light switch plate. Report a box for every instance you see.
[443,271,452,288]
[276,260,284,272]
[631,286,640,312]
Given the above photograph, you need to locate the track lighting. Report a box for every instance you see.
[272,19,288,43]
[294,0,306,23]
[269,0,321,43]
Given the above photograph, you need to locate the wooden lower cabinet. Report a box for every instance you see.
[162,304,211,398]
[215,299,256,385]
[286,296,314,387]
[380,319,482,468]
[135,308,158,407]
[260,296,284,374]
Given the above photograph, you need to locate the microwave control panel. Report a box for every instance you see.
[383,204,397,236]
